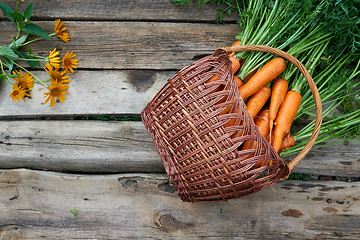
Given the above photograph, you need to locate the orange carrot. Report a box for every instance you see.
[246,86,271,119]
[220,96,235,115]
[269,78,288,135]
[245,110,274,168]
[207,74,221,84]
[239,57,286,99]
[223,105,242,138]
[206,74,222,93]
[272,90,302,153]
[279,134,295,152]
[229,56,241,74]
[267,131,295,152]
[231,40,242,47]
[219,76,243,115]
[207,56,241,95]
[242,109,270,150]
[229,40,241,57]
[234,75,244,89]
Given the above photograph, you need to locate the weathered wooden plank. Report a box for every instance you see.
[0,120,163,173]
[0,70,169,117]
[0,21,239,70]
[287,143,360,178]
[1,121,359,177]
[0,169,359,239]
[0,0,238,22]
[0,68,328,119]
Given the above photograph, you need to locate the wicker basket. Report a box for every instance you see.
[142,45,322,202]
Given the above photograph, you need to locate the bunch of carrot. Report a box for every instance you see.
[175,0,360,164]
[217,40,302,157]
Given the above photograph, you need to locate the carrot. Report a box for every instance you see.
[231,40,241,47]
[279,134,295,152]
[267,131,295,152]
[239,57,286,99]
[229,56,241,74]
[206,74,222,93]
[269,78,288,135]
[207,57,241,95]
[229,40,241,56]
[272,90,302,153]
[223,104,242,138]
[234,75,244,89]
[246,86,271,119]
[219,76,243,115]
[242,109,270,150]
[244,110,274,168]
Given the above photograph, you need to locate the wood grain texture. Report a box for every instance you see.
[0,21,239,70]
[0,70,169,117]
[1,121,359,177]
[0,0,238,22]
[0,169,359,239]
[0,120,163,173]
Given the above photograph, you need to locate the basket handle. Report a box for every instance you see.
[222,45,323,174]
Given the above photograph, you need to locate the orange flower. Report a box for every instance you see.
[11,69,34,91]
[54,19,70,43]
[9,84,31,102]
[43,80,69,107]
[44,63,70,84]
[48,48,61,69]
[62,51,79,73]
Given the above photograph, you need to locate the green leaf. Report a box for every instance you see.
[0,73,5,80]
[0,2,15,23]
[0,46,19,61]
[16,50,40,69]
[23,3,33,20]
[28,48,33,55]
[9,34,28,49]
[9,12,24,22]
[3,57,15,72]
[21,23,51,40]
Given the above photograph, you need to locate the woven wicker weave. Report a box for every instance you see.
[142,45,322,202]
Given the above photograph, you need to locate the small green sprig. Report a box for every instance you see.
[70,208,79,216]
[0,2,52,72]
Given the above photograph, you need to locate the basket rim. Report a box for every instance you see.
[222,45,323,177]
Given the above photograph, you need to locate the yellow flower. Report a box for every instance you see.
[48,48,61,69]
[44,63,70,84]
[54,19,70,43]
[43,80,69,107]
[9,84,31,102]
[62,51,79,73]
[11,69,34,91]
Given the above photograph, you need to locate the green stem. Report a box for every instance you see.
[296,55,354,119]
[291,42,329,93]
[35,78,51,83]
[15,21,21,40]
[0,60,15,88]
[18,58,47,62]
[19,33,56,47]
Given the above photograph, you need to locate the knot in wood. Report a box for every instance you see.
[153,211,192,232]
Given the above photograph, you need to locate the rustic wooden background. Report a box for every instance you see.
[0,0,359,239]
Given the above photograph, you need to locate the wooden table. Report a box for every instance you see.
[0,1,359,239]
